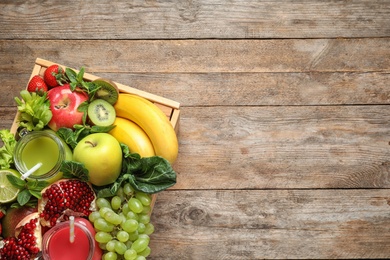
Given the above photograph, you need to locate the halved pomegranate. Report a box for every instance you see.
[0,212,41,260]
[38,179,96,227]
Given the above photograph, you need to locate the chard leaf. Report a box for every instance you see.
[124,156,177,194]
[61,160,90,182]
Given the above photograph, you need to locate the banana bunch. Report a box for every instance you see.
[110,93,179,164]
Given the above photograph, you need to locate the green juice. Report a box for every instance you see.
[21,136,60,176]
[14,131,68,184]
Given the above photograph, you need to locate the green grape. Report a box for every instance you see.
[94,218,115,232]
[144,223,154,235]
[131,237,149,253]
[128,198,143,214]
[119,213,127,225]
[124,248,137,260]
[117,230,130,243]
[135,256,146,260]
[97,198,112,209]
[121,219,138,233]
[115,241,128,255]
[137,222,146,233]
[106,240,117,252]
[138,234,150,242]
[123,183,135,196]
[127,231,139,241]
[141,205,151,214]
[126,211,139,221]
[122,203,131,215]
[99,243,107,250]
[138,214,150,224]
[111,196,122,210]
[103,252,118,260]
[125,240,133,249]
[99,207,114,217]
[116,187,125,202]
[138,246,151,257]
[88,211,101,223]
[135,192,152,206]
[104,211,123,225]
[95,231,113,243]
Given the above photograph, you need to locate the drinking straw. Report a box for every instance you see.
[20,162,42,180]
[69,216,75,243]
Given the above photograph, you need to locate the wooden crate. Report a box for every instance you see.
[10,58,181,211]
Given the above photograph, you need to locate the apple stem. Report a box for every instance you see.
[85,140,97,147]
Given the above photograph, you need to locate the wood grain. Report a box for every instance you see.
[149,190,390,259]
[0,0,389,258]
[0,0,389,39]
[2,72,390,107]
[172,105,390,189]
[0,39,389,74]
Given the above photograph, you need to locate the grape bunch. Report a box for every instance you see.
[89,183,155,260]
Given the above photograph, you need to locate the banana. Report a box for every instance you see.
[109,117,155,158]
[114,94,179,164]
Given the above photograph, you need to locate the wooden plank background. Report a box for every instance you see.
[0,0,389,259]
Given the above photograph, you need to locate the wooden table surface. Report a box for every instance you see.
[0,1,389,259]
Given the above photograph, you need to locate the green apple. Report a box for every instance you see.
[73,133,122,186]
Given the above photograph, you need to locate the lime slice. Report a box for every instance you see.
[0,169,21,203]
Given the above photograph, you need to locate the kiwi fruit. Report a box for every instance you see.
[92,78,120,105]
[88,99,116,127]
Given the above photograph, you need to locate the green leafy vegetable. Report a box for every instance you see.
[57,125,116,150]
[0,129,17,170]
[14,90,52,131]
[60,160,90,182]
[124,156,177,193]
[96,143,177,197]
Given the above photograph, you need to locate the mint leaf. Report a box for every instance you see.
[17,189,32,206]
[76,67,85,82]
[6,174,26,189]
[91,124,116,133]
[29,190,42,199]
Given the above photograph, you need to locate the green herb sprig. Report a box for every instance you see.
[0,129,17,170]
[14,90,52,131]
[6,175,49,206]
[95,144,177,197]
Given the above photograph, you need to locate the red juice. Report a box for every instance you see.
[42,218,102,260]
[48,225,90,260]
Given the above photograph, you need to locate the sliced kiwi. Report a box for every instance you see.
[92,78,120,105]
[88,99,116,127]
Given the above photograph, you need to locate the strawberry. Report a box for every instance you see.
[44,64,64,88]
[27,75,48,94]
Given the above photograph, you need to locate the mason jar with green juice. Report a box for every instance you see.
[13,130,72,183]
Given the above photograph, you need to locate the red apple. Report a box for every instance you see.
[47,84,89,131]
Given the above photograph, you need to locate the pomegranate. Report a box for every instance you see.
[1,206,37,238]
[0,212,41,260]
[38,179,96,227]
[0,237,31,260]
